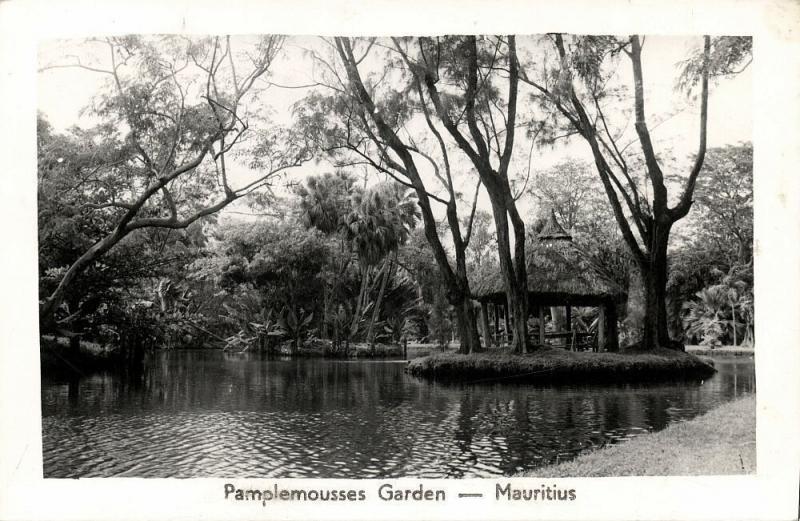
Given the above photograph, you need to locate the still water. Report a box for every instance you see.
[41,351,755,478]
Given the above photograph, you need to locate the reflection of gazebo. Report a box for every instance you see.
[470,210,624,351]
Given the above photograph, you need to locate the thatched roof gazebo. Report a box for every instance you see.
[470,210,625,351]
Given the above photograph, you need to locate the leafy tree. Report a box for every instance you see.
[519,34,751,350]
[464,210,496,274]
[682,264,752,347]
[191,219,331,352]
[681,143,753,265]
[296,170,359,234]
[38,35,311,333]
[296,171,362,340]
[38,115,217,346]
[395,35,534,352]
[294,37,486,353]
[345,182,419,344]
[528,159,628,287]
[666,144,753,340]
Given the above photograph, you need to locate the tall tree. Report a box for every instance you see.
[38,35,311,332]
[295,37,485,353]
[681,143,753,266]
[345,182,419,344]
[395,36,533,352]
[296,171,361,338]
[518,34,751,350]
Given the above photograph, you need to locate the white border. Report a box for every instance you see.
[1,1,799,520]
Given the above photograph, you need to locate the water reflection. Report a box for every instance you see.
[41,351,755,478]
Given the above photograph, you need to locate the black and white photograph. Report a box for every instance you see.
[36,32,755,479]
[1,1,799,520]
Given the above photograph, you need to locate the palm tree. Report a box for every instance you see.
[296,171,361,340]
[296,170,358,234]
[345,182,420,344]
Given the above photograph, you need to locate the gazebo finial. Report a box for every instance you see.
[538,208,572,242]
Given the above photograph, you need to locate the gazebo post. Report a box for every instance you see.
[597,306,606,352]
[479,301,492,349]
[606,302,619,352]
[565,305,572,331]
[538,306,545,346]
[493,303,499,346]
[503,303,511,346]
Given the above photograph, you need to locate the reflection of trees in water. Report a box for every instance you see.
[452,389,480,463]
[42,354,756,477]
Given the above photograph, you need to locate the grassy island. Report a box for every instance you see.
[405,347,716,384]
[520,394,756,477]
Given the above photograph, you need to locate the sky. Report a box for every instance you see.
[37,34,752,225]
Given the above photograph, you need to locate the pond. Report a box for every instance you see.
[41,350,755,478]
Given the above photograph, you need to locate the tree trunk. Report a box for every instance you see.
[479,302,492,349]
[350,264,370,338]
[40,228,127,331]
[454,298,482,354]
[321,284,331,340]
[636,228,679,351]
[335,38,483,356]
[503,304,511,347]
[597,306,606,352]
[624,262,646,347]
[366,255,393,346]
[493,304,500,345]
[490,201,529,353]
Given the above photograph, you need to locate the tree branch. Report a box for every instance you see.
[671,35,711,221]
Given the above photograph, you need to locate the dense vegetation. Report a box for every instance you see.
[38,35,753,363]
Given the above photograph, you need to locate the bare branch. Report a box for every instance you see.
[672,35,711,221]
[462,177,483,247]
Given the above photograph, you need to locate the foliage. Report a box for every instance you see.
[37,35,754,358]
[38,114,213,345]
[681,265,753,347]
[675,143,753,265]
[682,286,729,346]
[38,35,311,332]
[677,37,752,91]
[192,219,330,325]
[296,170,360,234]
[345,181,419,266]
[668,144,753,344]
[278,307,315,351]
[464,210,496,273]
[527,159,629,289]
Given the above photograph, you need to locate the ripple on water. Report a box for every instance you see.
[41,353,755,478]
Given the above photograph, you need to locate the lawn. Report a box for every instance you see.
[519,394,756,476]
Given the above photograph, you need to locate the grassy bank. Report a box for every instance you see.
[686,345,755,357]
[520,394,756,477]
[40,335,121,373]
[279,340,404,358]
[405,347,716,383]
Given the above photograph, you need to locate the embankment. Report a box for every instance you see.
[405,347,717,384]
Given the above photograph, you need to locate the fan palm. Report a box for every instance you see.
[345,182,420,343]
[296,170,358,235]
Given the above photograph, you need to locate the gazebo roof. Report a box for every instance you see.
[470,214,624,305]
[537,209,572,241]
